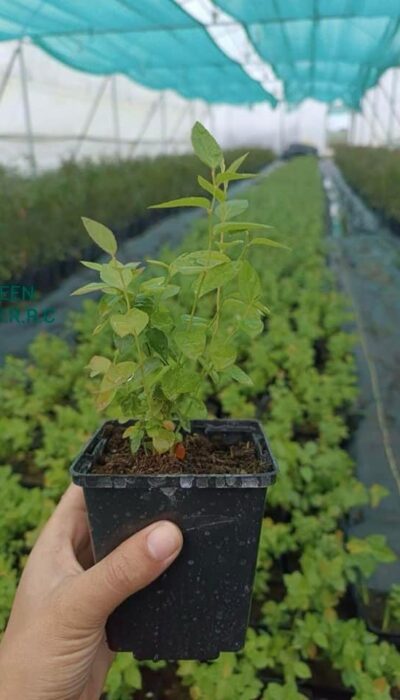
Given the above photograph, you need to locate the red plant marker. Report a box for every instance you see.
[175,443,186,460]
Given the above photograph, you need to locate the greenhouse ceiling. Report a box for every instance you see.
[0,0,400,108]
[0,0,276,106]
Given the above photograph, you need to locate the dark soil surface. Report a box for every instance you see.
[93,423,261,476]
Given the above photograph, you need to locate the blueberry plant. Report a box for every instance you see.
[72,122,285,456]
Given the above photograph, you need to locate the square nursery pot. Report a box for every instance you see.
[70,418,277,660]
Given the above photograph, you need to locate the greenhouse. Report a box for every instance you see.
[0,2,400,699]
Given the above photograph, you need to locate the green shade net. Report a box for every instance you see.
[0,0,276,106]
[214,0,400,108]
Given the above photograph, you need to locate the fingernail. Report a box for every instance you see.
[147,522,182,561]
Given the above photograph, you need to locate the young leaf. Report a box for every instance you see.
[80,260,103,271]
[215,199,248,220]
[100,263,132,289]
[149,196,210,210]
[194,261,239,298]
[150,428,176,454]
[197,175,224,202]
[170,250,229,276]
[71,282,107,296]
[249,237,290,250]
[227,365,254,386]
[123,425,144,454]
[110,308,149,337]
[214,221,273,235]
[86,355,111,377]
[146,259,169,270]
[239,260,261,303]
[191,121,223,169]
[227,152,248,173]
[103,361,137,386]
[81,217,117,256]
[216,171,256,186]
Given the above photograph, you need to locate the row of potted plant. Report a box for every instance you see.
[0,151,399,698]
[0,147,274,286]
[334,145,400,228]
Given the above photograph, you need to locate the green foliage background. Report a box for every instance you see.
[334,145,400,224]
[0,148,273,282]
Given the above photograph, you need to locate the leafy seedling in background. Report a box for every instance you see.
[72,121,286,456]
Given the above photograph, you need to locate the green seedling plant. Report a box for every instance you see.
[72,122,286,457]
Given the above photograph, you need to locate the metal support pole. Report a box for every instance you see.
[160,92,167,154]
[130,93,163,157]
[387,70,398,146]
[19,43,37,176]
[349,111,355,144]
[278,102,285,154]
[0,45,20,106]
[167,102,188,154]
[111,75,121,158]
[73,76,110,159]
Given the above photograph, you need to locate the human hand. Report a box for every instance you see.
[0,484,183,700]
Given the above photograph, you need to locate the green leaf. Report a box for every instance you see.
[174,323,206,359]
[227,365,253,386]
[197,175,224,202]
[293,662,311,679]
[149,196,210,210]
[223,299,264,338]
[110,308,149,337]
[123,662,142,688]
[71,282,107,296]
[150,428,176,454]
[95,388,116,411]
[208,335,236,370]
[123,425,144,454]
[161,367,200,400]
[214,221,273,235]
[100,262,132,289]
[249,237,289,250]
[146,328,169,361]
[170,250,229,277]
[146,258,169,270]
[239,260,261,303]
[81,217,117,256]
[177,396,208,420]
[216,171,256,186]
[102,361,136,387]
[195,261,239,298]
[215,199,249,220]
[227,152,248,173]
[80,260,102,271]
[86,355,111,377]
[191,121,223,169]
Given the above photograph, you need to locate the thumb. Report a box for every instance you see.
[66,521,183,627]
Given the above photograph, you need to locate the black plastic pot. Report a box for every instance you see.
[70,418,277,660]
[351,585,400,648]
